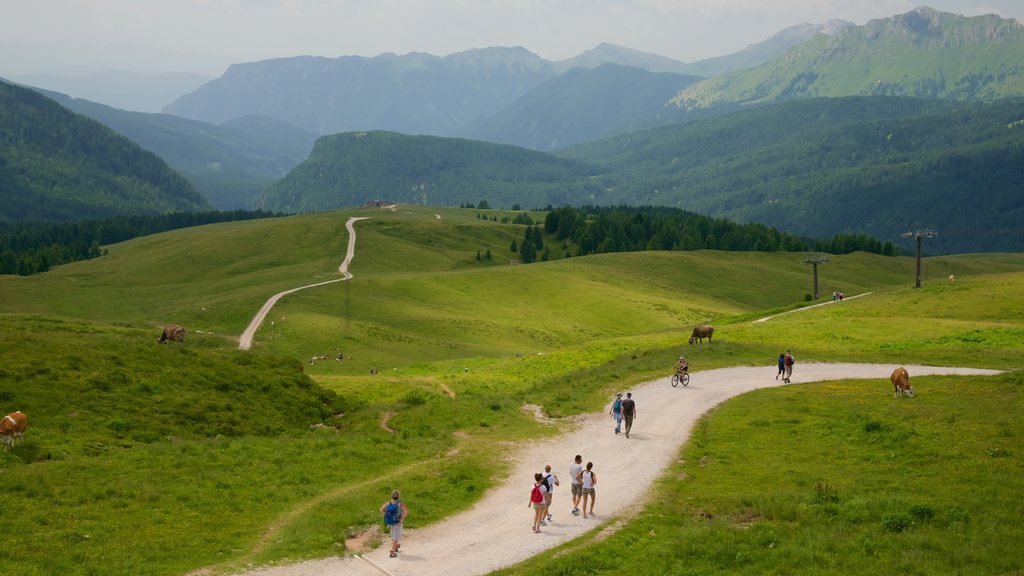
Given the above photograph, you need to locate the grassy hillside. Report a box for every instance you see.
[671,7,1024,109]
[0,207,1021,575]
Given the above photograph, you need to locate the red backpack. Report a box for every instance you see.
[530,483,543,503]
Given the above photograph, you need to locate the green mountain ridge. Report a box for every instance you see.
[672,7,1024,109]
[262,96,1024,254]
[35,89,317,210]
[256,131,602,212]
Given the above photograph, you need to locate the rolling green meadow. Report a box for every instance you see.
[0,205,1022,575]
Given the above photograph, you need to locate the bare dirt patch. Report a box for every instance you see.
[379,411,396,433]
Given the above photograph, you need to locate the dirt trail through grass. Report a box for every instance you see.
[238,217,369,350]
[231,363,999,576]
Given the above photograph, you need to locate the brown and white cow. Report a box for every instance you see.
[689,324,714,345]
[890,367,914,398]
[158,324,185,344]
[1,411,27,450]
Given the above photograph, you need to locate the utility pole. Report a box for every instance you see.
[901,226,938,288]
[802,256,829,300]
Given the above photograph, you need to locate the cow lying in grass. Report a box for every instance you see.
[891,367,914,398]
[1,411,27,450]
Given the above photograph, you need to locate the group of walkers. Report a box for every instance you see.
[608,391,637,438]
[776,350,795,383]
[528,454,598,532]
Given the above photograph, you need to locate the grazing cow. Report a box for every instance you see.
[949,274,956,283]
[158,324,185,344]
[1,411,27,450]
[890,367,914,398]
[689,324,714,345]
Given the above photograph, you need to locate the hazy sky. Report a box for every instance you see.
[3,0,1023,77]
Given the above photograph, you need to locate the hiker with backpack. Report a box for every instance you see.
[783,350,795,383]
[528,472,548,533]
[542,464,560,525]
[609,393,623,434]
[621,392,637,439]
[380,489,408,558]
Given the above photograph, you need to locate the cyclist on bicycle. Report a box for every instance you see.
[675,354,688,376]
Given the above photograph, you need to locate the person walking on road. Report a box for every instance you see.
[379,490,408,558]
[569,454,584,516]
[783,350,795,383]
[621,392,637,438]
[542,464,559,525]
[609,393,623,434]
[578,461,597,518]
[529,472,548,533]
[776,353,785,380]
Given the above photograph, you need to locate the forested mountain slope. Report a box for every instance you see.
[458,64,703,150]
[562,96,1024,253]
[0,80,210,223]
[39,89,317,210]
[256,131,602,212]
[264,97,1023,254]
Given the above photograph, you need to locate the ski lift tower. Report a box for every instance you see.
[802,255,829,300]
[901,226,938,288]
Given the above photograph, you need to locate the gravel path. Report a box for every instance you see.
[232,362,999,576]
[238,217,368,350]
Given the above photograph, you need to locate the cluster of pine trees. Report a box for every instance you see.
[0,210,281,275]
[540,206,895,258]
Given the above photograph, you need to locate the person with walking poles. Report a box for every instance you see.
[569,454,584,516]
[380,489,408,558]
[621,392,637,439]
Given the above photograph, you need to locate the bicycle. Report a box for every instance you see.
[670,369,690,387]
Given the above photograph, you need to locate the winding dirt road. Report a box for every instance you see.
[234,362,998,576]
[239,217,369,350]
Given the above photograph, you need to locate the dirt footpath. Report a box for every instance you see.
[233,363,999,576]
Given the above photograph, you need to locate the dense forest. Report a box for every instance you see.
[0,210,281,275]
[533,205,894,263]
[0,80,211,223]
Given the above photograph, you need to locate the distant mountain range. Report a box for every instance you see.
[3,7,1023,254]
[672,7,1024,109]
[4,71,211,113]
[162,20,836,141]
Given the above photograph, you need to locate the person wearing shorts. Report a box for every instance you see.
[569,454,583,515]
[529,472,548,532]
[379,490,408,558]
[579,461,597,518]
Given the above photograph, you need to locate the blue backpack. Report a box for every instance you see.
[383,501,402,525]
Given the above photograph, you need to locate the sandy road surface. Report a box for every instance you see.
[234,362,998,576]
[239,217,369,350]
